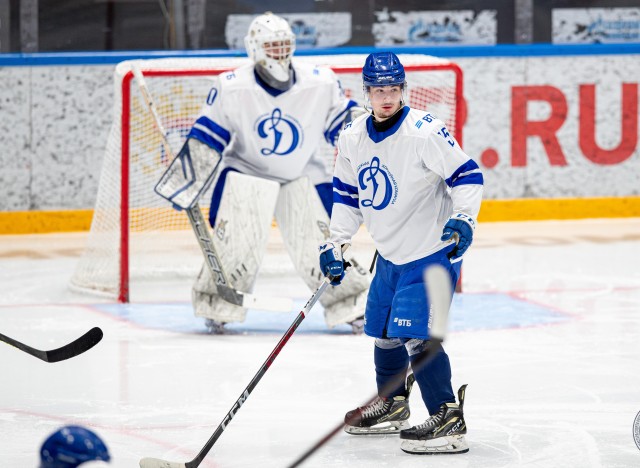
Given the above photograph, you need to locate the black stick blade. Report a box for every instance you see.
[0,327,103,363]
[45,327,103,362]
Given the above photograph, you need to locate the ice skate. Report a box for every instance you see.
[344,374,415,435]
[400,384,469,454]
[204,319,226,335]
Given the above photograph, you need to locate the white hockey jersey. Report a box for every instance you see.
[331,106,484,265]
[188,61,356,184]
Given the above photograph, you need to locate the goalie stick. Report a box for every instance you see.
[139,277,333,468]
[131,65,292,313]
[0,327,103,363]
[287,264,454,467]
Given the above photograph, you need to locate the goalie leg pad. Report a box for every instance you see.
[274,177,371,327]
[323,288,368,328]
[192,171,280,322]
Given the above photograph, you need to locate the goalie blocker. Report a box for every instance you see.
[154,137,221,210]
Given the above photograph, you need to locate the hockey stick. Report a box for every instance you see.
[0,327,103,363]
[131,65,292,313]
[139,277,333,468]
[287,264,453,467]
[369,250,378,274]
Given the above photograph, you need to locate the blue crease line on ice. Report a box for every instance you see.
[92,293,569,335]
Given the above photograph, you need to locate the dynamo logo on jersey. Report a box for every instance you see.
[255,108,303,156]
[357,156,398,210]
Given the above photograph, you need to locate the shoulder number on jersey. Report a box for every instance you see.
[415,113,455,147]
[206,87,218,105]
[437,126,455,147]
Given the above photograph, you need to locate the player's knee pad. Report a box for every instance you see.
[375,337,405,350]
[404,338,429,356]
[274,176,372,326]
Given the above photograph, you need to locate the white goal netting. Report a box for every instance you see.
[70,54,463,302]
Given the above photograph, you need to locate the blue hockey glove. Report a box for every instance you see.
[319,242,346,285]
[441,213,476,260]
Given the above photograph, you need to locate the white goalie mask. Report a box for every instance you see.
[244,12,296,82]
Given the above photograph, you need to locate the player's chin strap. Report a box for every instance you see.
[131,64,293,313]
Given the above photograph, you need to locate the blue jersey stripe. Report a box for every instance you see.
[188,127,225,154]
[333,176,358,195]
[194,116,231,144]
[445,159,483,188]
[452,172,484,187]
[333,191,359,209]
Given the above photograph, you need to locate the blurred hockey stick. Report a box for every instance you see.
[139,276,334,468]
[130,65,292,313]
[0,327,103,363]
[371,246,461,291]
[368,250,378,274]
[287,264,454,467]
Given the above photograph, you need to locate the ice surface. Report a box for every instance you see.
[1,219,639,467]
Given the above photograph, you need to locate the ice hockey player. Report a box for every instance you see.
[169,12,371,333]
[39,425,111,467]
[319,51,483,454]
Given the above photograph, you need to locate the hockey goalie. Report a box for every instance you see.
[154,12,371,334]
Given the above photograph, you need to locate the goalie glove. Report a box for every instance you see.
[441,213,476,260]
[319,242,349,285]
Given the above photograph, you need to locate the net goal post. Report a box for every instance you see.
[70,54,464,303]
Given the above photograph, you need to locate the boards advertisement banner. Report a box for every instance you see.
[225,13,352,49]
[373,9,497,46]
[553,7,640,44]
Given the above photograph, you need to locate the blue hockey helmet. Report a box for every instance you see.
[40,425,111,468]
[362,52,406,88]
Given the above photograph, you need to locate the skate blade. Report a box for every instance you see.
[400,435,469,454]
[204,319,228,335]
[345,420,410,435]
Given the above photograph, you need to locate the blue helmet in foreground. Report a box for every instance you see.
[40,425,111,468]
[362,52,406,87]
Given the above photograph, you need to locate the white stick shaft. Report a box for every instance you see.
[425,264,453,341]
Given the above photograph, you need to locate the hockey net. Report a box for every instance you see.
[70,54,463,302]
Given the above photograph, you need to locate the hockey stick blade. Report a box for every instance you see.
[0,327,103,363]
[216,285,293,312]
[139,457,186,468]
